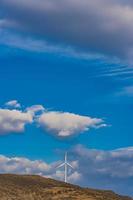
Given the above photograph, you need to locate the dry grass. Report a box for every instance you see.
[0,174,131,200]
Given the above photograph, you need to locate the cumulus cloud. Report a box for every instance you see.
[37,111,106,137]
[0,146,133,195]
[0,109,33,134]
[0,155,51,175]
[5,100,21,109]
[70,145,133,196]
[68,171,82,182]
[0,100,106,137]
[1,0,133,58]
[0,154,79,183]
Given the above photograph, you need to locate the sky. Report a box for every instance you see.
[0,0,133,197]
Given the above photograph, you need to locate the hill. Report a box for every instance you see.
[0,174,132,200]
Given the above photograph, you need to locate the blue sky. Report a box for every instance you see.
[0,0,133,197]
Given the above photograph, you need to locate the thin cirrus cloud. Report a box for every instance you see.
[0,30,106,61]
[117,86,133,97]
[1,0,133,59]
[0,100,106,137]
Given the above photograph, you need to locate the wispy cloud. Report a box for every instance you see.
[1,0,133,59]
[0,30,109,61]
[117,86,133,97]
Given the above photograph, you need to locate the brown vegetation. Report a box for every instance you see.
[0,174,132,200]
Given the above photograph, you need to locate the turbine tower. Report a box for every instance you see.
[57,152,73,183]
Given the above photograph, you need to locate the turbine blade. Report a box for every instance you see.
[56,162,65,169]
[67,162,74,169]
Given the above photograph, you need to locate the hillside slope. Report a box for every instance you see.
[0,174,132,200]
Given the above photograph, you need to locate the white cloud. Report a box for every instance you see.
[68,171,82,182]
[0,109,33,134]
[5,100,21,109]
[26,105,45,116]
[0,154,79,183]
[70,145,133,195]
[38,111,106,137]
[73,145,133,178]
[0,155,51,175]
[0,146,132,195]
[0,101,107,137]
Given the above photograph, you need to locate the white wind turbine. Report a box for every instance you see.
[56,152,74,183]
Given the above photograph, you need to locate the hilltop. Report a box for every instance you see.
[0,174,132,200]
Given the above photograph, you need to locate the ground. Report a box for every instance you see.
[0,174,132,200]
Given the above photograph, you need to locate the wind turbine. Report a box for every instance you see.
[56,152,73,183]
